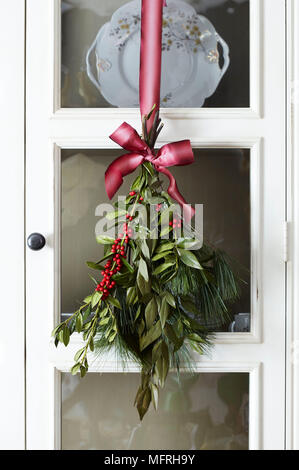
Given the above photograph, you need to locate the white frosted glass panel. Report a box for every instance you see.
[61,372,249,450]
[61,0,249,108]
[61,148,251,331]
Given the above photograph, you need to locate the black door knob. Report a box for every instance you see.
[27,233,46,251]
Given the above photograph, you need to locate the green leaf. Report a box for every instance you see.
[75,313,83,333]
[160,225,172,238]
[80,366,87,378]
[51,324,62,337]
[164,324,182,351]
[159,296,170,329]
[155,242,175,253]
[152,340,162,363]
[127,286,137,305]
[155,341,169,387]
[99,317,110,326]
[135,305,142,322]
[74,347,85,362]
[150,384,159,411]
[108,330,117,343]
[152,251,173,262]
[86,261,105,271]
[82,304,92,322]
[138,258,148,282]
[121,257,134,273]
[176,238,201,250]
[141,240,150,260]
[145,297,158,329]
[91,291,101,308]
[140,321,162,351]
[188,339,205,354]
[135,386,151,421]
[88,273,98,286]
[188,333,205,343]
[165,291,176,308]
[63,327,70,346]
[106,210,127,220]
[71,363,81,375]
[96,235,115,245]
[177,248,203,270]
[107,296,121,309]
[112,271,134,286]
[153,261,175,276]
[83,295,92,304]
[137,270,151,296]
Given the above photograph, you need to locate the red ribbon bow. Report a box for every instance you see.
[105,122,195,221]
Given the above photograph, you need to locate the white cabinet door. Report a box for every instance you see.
[0,1,25,450]
[26,0,287,450]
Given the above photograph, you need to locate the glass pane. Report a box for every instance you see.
[61,0,249,108]
[61,148,251,332]
[61,372,249,450]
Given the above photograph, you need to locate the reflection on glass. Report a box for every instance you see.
[61,0,249,108]
[61,372,249,450]
[61,148,250,331]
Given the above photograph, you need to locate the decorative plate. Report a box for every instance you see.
[86,0,230,107]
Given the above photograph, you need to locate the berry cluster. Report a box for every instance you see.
[96,258,117,300]
[95,197,137,299]
[96,237,127,300]
[129,191,143,202]
[169,218,182,229]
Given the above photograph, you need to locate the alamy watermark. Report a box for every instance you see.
[95,197,203,250]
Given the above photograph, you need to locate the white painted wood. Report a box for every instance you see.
[286,0,299,451]
[26,0,287,450]
[0,1,25,450]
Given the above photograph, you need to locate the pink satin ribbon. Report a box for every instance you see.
[106,122,195,221]
[105,0,195,221]
[140,0,164,131]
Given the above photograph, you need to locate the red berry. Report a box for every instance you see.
[139,197,144,201]
[169,221,173,226]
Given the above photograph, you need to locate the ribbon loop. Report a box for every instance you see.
[155,140,194,168]
[110,122,149,155]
